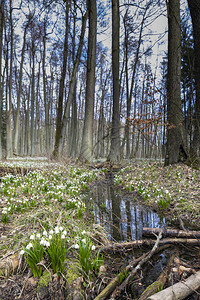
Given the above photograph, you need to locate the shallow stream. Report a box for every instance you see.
[87,180,167,242]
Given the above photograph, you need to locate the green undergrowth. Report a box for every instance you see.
[0,160,107,293]
[113,161,200,226]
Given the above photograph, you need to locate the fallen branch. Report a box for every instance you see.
[142,227,200,238]
[94,243,170,300]
[98,238,200,253]
[111,232,162,299]
[139,252,176,300]
[147,270,200,300]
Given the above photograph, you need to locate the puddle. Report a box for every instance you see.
[87,181,167,242]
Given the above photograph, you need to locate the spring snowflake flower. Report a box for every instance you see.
[26,243,33,250]
[20,250,25,255]
[43,230,47,236]
[45,241,50,247]
[63,230,67,235]
[91,245,96,251]
[49,234,52,240]
[74,244,79,249]
[30,234,35,240]
[36,233,41,238]
[59,226,63,232]
[49,230,54,235]
[55,227,59,234]
[81,230,86,235]
[82,238,86,244]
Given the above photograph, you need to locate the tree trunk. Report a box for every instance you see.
[187,0,200,160]
[80,0,97,162]
[30,46,35,157]
[0,0,4,159]
[7,0,13,158]
[165,0,187,165]
[13,23,28,154]
[53,0,70,159]
[109,0,120,162]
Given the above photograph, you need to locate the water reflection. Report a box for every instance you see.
[89,182,166,242]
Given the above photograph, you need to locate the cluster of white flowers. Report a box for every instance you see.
[2,206,11,214]
[72,231,96,251]
[20,225,69,256]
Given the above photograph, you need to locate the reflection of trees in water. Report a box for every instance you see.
[110,186,121,241]
[90,182,166,242]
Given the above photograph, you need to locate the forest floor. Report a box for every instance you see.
[0,157,199,300]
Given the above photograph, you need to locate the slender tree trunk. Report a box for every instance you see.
[165,0,187,165]
[7,0,13,158]
[53,0,70,159]
[31,46,35,157]
[80,0,97,161]
[0,0,4,159]
[13,24,28,154]
[109,0,120,161]
[187,0,200,160]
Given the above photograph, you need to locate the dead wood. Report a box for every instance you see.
[98,238,200,253]
[138,252,176,300]
[142,227,200,238]
[147,270,200,300]
[0,252,21,277]
[94,244,170,300]
[111,232,163,299]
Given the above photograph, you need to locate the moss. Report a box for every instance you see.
[37,270,52,288]
[66,261,80,285]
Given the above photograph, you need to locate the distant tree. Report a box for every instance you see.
[80,0,97,161]
[109,0,120,161]
[0,0,4,159]
[165,0,187,165]
[187,0,200,160]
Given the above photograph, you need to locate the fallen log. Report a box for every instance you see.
[147,270,200,300]
[111,232,162,299]
[138,252,176,300]
[142,227,200,238]
[94,244,171,300]
[98,238,200,252]
[0,252,21,277]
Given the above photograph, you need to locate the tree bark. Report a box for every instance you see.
[187,0,200,160]
[142,227,200,238]
[0,0,4,159]
[147,270,200,300]
[80,0,97,161]
[13,21,29,154]
[109,0,120,161]
[53,0,70,159]
[165,0,187,165]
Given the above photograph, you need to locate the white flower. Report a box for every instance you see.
[82,238,86,244]
[49,234,52,240]
[20,249,25,255]
[61,234,65,239]
[91,245,96,251]
[63,230,67,235]
[55,227,59,234]
[74,243,79,249]
[45,241,50,247]
[40,238,45,245]
[43,230,47,236]
[49,230,54,235]
[81,230,86,235]
[59,226,63,232]
[30,235,35,240]
[26,243,33,250]
[36,233,41,238]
